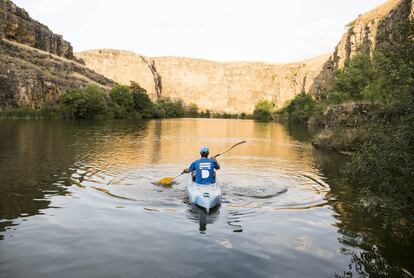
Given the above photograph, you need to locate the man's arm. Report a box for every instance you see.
[211,157,220,170]
[183,161,196,174]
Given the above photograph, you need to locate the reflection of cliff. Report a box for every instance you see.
[0,120,151,237]
[0,121,76,235]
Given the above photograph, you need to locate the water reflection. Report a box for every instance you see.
[0,119,411,277]
[186,204,221,233]
[313,146,414,276]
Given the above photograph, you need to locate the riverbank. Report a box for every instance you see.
[0,83,253,120]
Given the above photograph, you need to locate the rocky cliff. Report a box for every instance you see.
[77,0,414,113]
[0,0,76,60]
[0,0,116,108]
[311,0,414,94]
[77,50,329,113]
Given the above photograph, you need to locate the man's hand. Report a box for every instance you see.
[182,168,189,174]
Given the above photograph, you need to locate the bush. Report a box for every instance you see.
[61,85,109,119]
[276,92,321,124]
[199,110,211,118]
[156,98,185,118]
[130,82,155,119]
[327,53,374,104]
[185,103,199,118]
[253,100,274,121]
[109,85,134,118]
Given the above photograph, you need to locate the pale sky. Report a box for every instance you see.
[13,0,385,62]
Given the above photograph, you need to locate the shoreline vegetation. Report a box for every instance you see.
[0,82,253,120]
[252,19,414,245]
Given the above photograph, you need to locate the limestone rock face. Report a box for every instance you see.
[311,0,414,94]
[0,0,77,60]
[77,50,330,113]
[0,39,116,108]
[0,0,116,109]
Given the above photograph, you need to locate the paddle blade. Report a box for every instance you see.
[157,177,174,186]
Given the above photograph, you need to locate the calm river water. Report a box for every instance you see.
[0,119,412,277]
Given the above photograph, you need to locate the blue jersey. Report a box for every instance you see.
[189,158,220,185]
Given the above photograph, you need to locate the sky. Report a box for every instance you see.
[13,0,385,63]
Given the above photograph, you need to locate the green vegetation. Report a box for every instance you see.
[331,20,414,243]
[156,98,185,118]
[273,92,322,125]
[61,85,108,119]
[1,82,253,120]
[252,100,274,121]
[326,53,374,103]
[286,92,321,124]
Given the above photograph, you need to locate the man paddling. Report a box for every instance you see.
[182,146,220,185]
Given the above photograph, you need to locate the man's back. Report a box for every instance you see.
[189,158,220,185]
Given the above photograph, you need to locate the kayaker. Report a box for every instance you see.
[182,146,220,185]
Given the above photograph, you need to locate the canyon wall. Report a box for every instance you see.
[78,0,413,114]
[77,50,329,113]
[1,0,413,111]
[0,0,116,108]
[0,0,75,60]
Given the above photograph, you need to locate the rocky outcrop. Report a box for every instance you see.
[77,50,330,113]
[0,0,117,108]
[0,0,78,61]
[0,39,116,108]
[311,0,413,94]
[312,103,379,152]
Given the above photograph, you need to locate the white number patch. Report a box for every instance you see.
[201,170,210,178]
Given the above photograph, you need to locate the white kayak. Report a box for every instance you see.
[186,175,222,213]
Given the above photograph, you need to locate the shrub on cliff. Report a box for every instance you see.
[61,85,108,119]
[253,100,274,121]
[327,53,374,104]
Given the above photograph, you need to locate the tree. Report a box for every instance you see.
[109,85,134,118]
[130,81,154,118]
[327,53,374,103]
[61,84,108,119]
[185,103,199,118]
[253,100,273,121]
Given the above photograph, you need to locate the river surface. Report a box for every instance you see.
[0,119,412,277]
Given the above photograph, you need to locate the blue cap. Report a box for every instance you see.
[200,146,209,153]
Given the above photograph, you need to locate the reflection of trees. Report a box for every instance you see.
[335,245,402,278]
[283,122,318,143]
[312,149,414,277]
